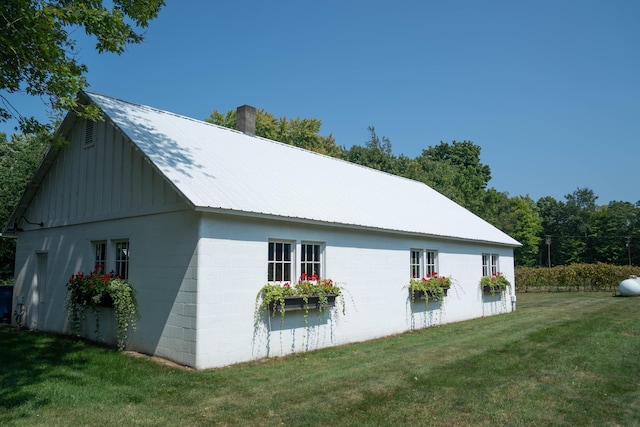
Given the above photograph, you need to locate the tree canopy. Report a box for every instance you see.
[0,132,47,279]
[0,0,165,137]
[206,108,341,157]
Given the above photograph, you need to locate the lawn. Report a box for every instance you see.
[1,292,639,426]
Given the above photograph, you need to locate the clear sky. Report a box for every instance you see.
[2,0,639,205]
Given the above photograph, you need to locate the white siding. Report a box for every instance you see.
[12,210,200,367]
[194,213,515,369]
[23,118,188,228]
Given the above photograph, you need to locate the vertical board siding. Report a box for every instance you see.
[26,119,187,227]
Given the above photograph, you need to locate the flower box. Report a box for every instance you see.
[482,285,504,294]
[412,288,449,300]
[73,294,114,308]
[270,294,338,313]
[480,273,511,295]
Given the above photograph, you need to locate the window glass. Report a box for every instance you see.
[410,250,421,278]
[268,241,292,281]
[301,243,322,279]
[426,250,437,275]
[482,253,498,276]
[115,240,130,280]
[93,241,106,273]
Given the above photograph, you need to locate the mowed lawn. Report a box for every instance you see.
[1,292,639,426]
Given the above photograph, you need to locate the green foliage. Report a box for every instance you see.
[537,189,640,267]
[0,132,47,280]
[480,272,511,294]
[515,263,640,293]
[259,277,343,320]
[407,274,452,307]
[206,108,341,156]
[65,268,138,350]
[3,293,640,426]
[418,140,491,212]
[0,0,164,137]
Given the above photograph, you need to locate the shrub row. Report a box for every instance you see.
[515,263,640,293]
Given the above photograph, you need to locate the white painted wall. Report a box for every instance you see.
[194,213,515,369]
[12,209,201,366]
[11,114,207,367]
[13,204,515,370]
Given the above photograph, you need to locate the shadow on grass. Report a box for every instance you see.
[0,325,91,412]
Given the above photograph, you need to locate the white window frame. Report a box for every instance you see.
[410,249,422,279]
[114,239,130,280]
[482,253,499,276]
[268,240,294,282]
[93,241,106,274]
[426,250,438,276]
[301,242,323,280]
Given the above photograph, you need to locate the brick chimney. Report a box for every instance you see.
[236,105,256,136]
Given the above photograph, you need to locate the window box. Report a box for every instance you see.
[270,294,338,313]
[260,278,343,319]
[480,273,511,295]
[408,273,452,305]
[482,285,504,294]
[413,288,449,301]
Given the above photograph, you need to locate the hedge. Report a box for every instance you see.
[515,263,640,293]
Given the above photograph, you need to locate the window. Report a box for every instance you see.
[410,250,422,278]
[426,250,437,276]
[301,243,322,279]
[482,253,498,276]
[268,241,292,282]
[93,241,106,273]
[115,240,130,280]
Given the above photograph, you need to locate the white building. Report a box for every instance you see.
[3,92,520,369]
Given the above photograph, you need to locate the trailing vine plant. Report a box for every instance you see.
[258,274,344,324]
[65,266,138,350]
[480,272,511,296]
[407,272,452,309]
[480,272,511,311]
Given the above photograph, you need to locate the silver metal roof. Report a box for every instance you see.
[87,92,520,246]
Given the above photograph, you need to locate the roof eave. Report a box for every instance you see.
[194,206,522,247]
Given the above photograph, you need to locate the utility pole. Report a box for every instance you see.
[545,235,552,268]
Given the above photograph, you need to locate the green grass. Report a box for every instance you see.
[1,292,639,426]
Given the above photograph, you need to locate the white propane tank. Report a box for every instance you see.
[619,277,640,296]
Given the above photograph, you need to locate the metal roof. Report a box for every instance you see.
[87,92,520,246]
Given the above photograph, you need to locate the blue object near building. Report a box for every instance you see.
[0,285,13,323]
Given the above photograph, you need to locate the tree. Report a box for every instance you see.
[536,196,566,266]
[591,201,639,265]
[563,188,598,264]
[417,141,492,214]
[206,108,341,157]
[504,196,543,266]
[0,132,47,280]
[341,126,396,172]
[0,0,165,137]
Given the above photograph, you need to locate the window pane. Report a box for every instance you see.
[268,242,275,262]
[268,241,292,282]
[426,250,437,275]
[115,240,129,280]
[283,263,291,281]
[94,241,106,273]
[410,250,421,278]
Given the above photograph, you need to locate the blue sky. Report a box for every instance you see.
[2,0,639,205]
